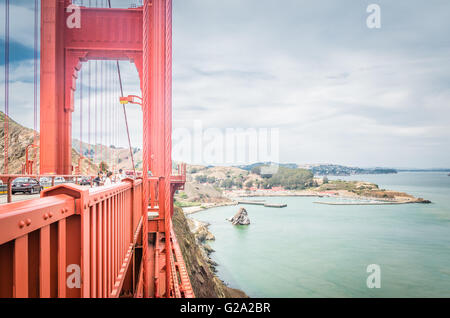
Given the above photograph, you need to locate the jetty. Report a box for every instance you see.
[237,200,287,208]
[314,201,405,206]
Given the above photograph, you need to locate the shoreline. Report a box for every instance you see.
[183,187,430,297]
[182,201,238,215]
[224,189,431,205]
[179,173,434,297]
[182,189,430,215]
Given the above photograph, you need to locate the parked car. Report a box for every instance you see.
[39,177,50,183]
[77,177,91,186]
[12,178,42,195]
[54,177,67,185]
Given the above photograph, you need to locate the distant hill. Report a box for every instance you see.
[235,162,299,171]
[397,168,450,172]
[72,138,143,171]
[0,111,98,175]
[301,164,397,176]
[236,162,397,176]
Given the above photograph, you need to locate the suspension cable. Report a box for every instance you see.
[107,61,111,169]
[108,63,110,171]
[100,60,103,164]
[110,61,113,170]
[3,0,10,174]
[34,0,38,144]
[88,60,91,160]
[107,0,136,175]
[33,0,39,174]
[80,67,83,158]
[95,60,98,164]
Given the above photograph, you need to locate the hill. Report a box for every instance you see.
[302,164,397,176]
[0,111,98,175]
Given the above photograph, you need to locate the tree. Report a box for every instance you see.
[245,180,253,189]
[265,167,314,190]
[221,179,234,189]
[195,175,207,183]
[323,176,329,184]
[99,161,109,172]
[207,176,216,184]
[251,166,261,175]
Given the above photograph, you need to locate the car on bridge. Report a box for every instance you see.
[77,177,92,186]
[39,177,50,183]
[54,177,67,185]
[12,177,43,195]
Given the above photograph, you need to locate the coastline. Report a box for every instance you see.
[182,184,431,296]
[183,201,238,215]
[223,188,431,205]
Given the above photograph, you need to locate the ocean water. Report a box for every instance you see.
[192,172,450,298]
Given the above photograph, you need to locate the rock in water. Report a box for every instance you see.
[229,207,250,225]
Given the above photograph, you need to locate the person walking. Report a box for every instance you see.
[118,169,126,181]
[93,171,104,187]
[104,171,113,186]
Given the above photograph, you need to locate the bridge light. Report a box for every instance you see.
[119,95,143,106]
[120,97,130,104]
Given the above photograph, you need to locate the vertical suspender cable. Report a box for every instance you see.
[107,62,110,169]
[88,61,91,160]
[94,60,98,162]
[106,62,109,169]
[105,61,107,168]
[114,67,118,171]
[115,61,136,176]
[107,0,136,176]
[34,0,39,173]
[110,62,113,170]
[3,0,10,174]
[80,68,83,158]
[100,60,103,164]
[115,64,118,170]
[107,61,112,170]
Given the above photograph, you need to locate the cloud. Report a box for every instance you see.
[1,0,450,168]
[171,0,450,168]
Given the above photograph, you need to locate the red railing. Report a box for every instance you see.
[0,179,143,298]
[0,174,96,204]
[0,170,193,298]
[0,159,191,298]
[0,193,76,297]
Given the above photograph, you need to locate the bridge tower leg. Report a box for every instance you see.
[143,0,173,298]
[40,0,74,175]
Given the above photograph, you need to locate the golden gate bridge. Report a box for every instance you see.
[0,0,194,298]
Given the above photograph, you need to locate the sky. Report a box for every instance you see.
[0,0,449,168]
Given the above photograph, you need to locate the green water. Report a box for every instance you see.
[192,172,450,298]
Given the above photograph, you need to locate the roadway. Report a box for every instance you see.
[0,185,92,204]
[0,193,41,204]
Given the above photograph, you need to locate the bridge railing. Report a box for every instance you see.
[0,179,143,298]
[0,174,96,203]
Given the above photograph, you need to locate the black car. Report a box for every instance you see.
[12,177,42,195]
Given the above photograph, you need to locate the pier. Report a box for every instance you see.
[314,201,405,206]
[237,200,287,208]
